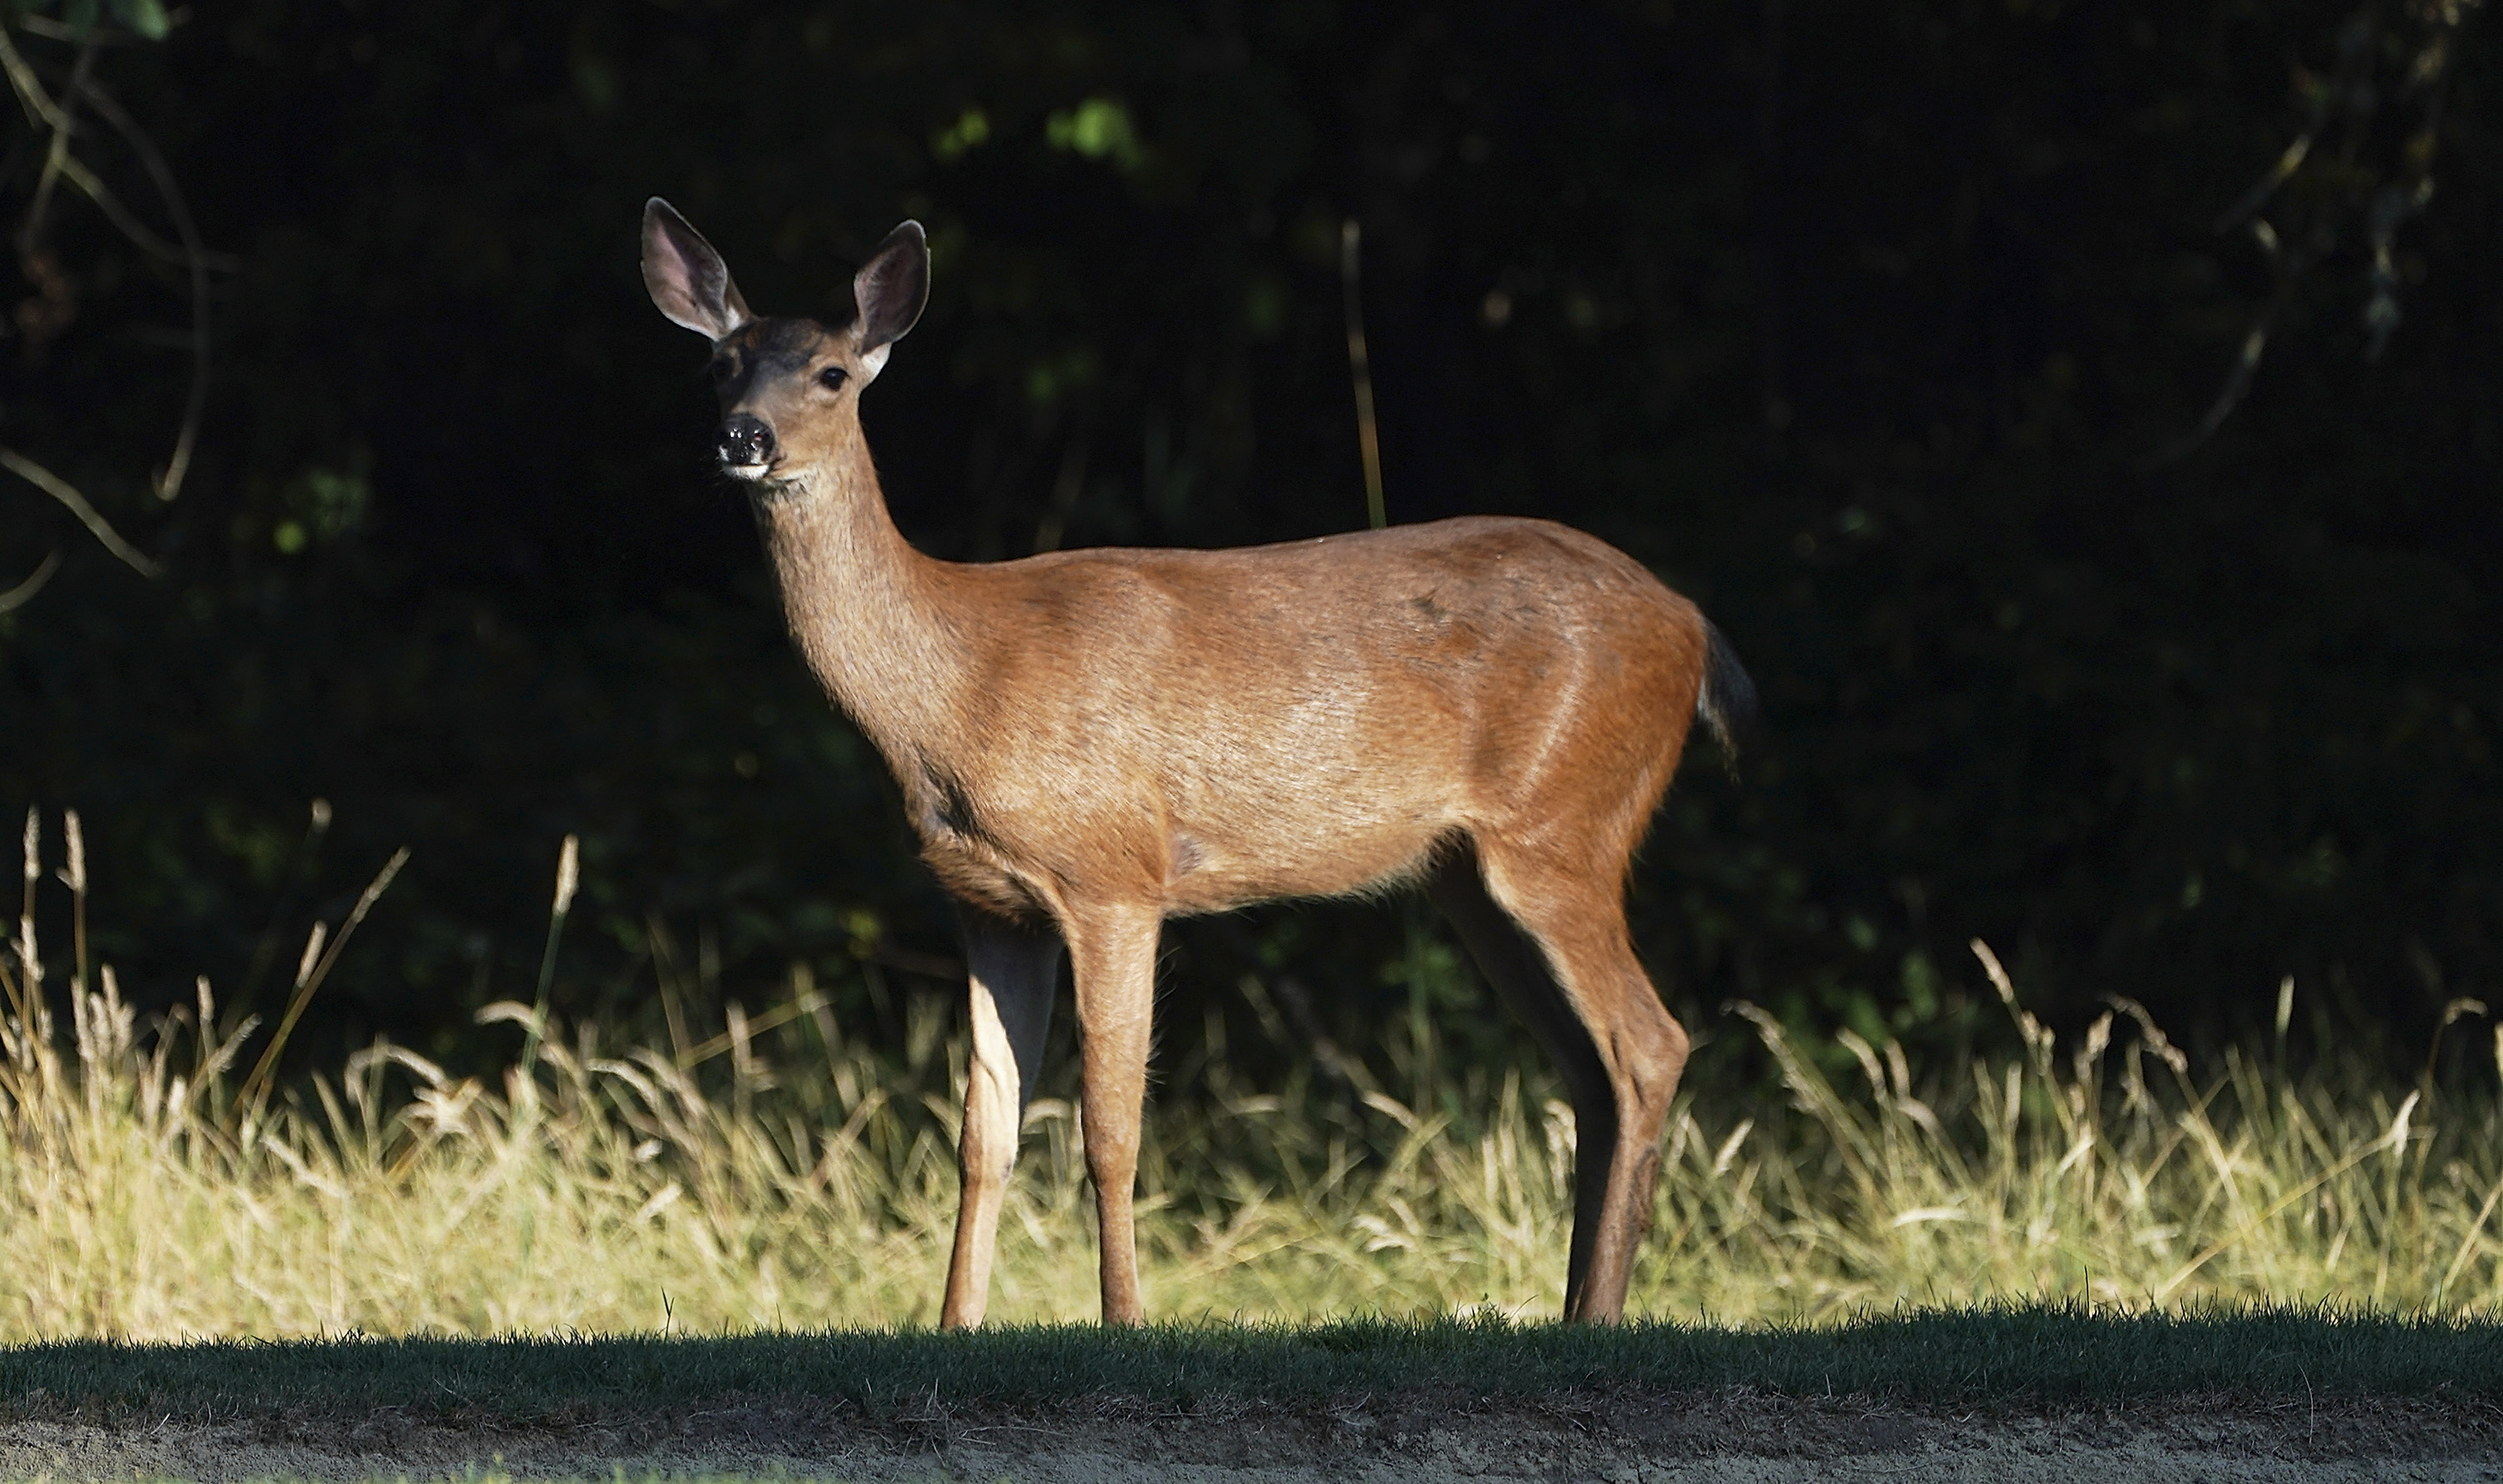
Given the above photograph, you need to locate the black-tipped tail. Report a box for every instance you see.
[1696,620,1758,772]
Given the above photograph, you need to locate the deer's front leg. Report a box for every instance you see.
[1064,902,1161,1326]
[940,906,1062,1330]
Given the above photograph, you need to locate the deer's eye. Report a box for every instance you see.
[818,365,849,391]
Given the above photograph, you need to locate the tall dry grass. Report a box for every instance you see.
[3,808,2500,1338]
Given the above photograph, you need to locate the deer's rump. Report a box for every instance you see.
[911,516,1710,919]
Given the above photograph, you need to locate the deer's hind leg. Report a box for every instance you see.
[1430,840,1690,1322]
[941,905,1062,1330]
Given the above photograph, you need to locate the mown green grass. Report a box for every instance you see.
[2,1307,2497,1418]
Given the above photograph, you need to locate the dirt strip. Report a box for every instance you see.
[0,1391,2496,1481]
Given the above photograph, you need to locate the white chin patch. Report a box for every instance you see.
[723,461,772,482]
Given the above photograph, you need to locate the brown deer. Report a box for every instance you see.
[640,199,1754,1326]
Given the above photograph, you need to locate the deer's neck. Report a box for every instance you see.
[753,444,969,771]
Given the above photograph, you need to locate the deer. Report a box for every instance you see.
[640,199,1755,1327]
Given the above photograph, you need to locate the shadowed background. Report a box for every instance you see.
[2,0,2497,1094]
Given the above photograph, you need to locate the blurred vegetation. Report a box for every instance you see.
[0,1,2498,1099]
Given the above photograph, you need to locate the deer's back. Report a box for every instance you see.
[916,516,1709,918]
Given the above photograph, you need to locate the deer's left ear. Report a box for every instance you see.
[852,220,929,375]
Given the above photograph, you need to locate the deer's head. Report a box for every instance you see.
[641,199,929,490]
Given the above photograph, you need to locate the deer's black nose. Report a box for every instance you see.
[717,414,776,469]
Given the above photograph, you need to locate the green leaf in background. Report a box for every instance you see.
[107,0,168,41]
[109,0,166,39]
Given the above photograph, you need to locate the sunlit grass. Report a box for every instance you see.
[3,812,2500,1340]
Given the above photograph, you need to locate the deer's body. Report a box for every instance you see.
[644,200,1753,1327]
[766,454,1706,923]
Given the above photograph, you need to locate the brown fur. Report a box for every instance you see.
[642,199,1748,1327]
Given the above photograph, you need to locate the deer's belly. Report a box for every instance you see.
[919,792,1451,923]
[1158,810,1457,915]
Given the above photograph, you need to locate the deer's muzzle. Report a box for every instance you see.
[717,414,777,475]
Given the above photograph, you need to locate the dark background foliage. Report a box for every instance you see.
[2,0,2496,1091]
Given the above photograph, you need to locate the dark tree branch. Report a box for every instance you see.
[0,550,59,613]
[0,445,159,577]
[2151,0,2486,461]
[77,77,224,499]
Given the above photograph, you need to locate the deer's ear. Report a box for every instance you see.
[642,198,752,340]
[852,221,929,371]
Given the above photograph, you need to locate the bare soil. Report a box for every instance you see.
[1,1391,2497,1481]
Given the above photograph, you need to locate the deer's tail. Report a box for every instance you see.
[1695,619,1758,770]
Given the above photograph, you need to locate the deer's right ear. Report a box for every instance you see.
[642,198,753,340]
[852,221,929,370]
